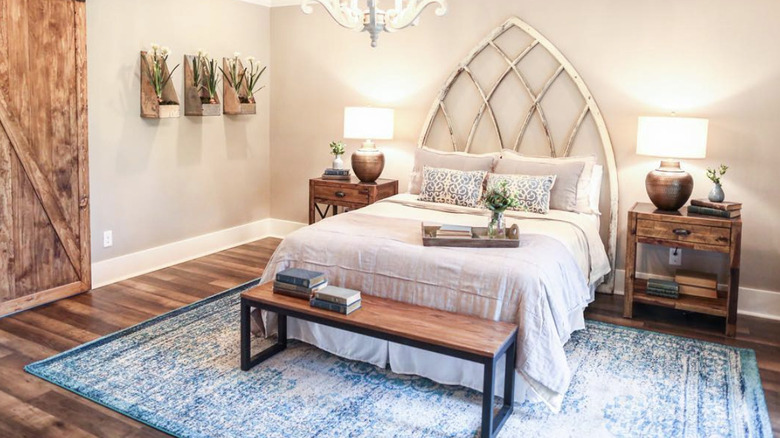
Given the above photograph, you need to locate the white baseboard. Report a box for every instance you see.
[612,269,780,321]
[91,219,306,288]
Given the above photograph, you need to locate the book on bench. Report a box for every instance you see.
[314,286,361,306]
[273,280,328,300]
[275,268,326,288]
[310,297,362,315]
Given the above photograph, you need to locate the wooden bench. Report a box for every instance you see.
[240,282,519,438]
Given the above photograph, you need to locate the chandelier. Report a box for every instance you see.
[301,0,448,47]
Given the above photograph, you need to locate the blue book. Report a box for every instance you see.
[276,268,326,288]
[310,298,361,315]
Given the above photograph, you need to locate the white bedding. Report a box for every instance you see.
[256,194,610,411]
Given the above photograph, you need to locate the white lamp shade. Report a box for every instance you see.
[343,107,394,140]
[636,116,708,159]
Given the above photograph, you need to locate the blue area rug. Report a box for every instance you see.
[26,279,772,437]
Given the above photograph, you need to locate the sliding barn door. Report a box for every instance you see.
[0,0,90,316]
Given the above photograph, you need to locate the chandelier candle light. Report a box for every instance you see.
[301,0,448,47]
[637,116,709,211]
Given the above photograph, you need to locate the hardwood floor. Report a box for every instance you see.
[0,236,777,436]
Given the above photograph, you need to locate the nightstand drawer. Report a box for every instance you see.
[636,219,730,246]
[313,185,369,205]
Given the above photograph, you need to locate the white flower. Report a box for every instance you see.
[150,43,160,51]
[197,48,204,57]
[161,46,170,56]
[246,55,256,64]
[233,51,241,58]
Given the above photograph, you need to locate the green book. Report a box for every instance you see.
[647,279,679,292]
[646,287,679,298]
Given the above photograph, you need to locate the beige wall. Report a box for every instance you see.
[87,0,271,263]
[270,0,780,293]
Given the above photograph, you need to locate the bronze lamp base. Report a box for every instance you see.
[645,160,693,211]
[351,147,385,183]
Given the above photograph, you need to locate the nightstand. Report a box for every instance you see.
[624,202,742,336]
[309,177,399,224]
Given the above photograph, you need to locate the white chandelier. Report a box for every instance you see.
[301,0,448,47]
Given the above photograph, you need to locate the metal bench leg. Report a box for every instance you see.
[481,335,516,438]
[241,299,287,371]
[481,357,496,438]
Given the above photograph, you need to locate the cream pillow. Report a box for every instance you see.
[495,154,584,212]
[486,173,556,214]
[408,147,499,195]
[501,150,598,214]
[418,166,487,208]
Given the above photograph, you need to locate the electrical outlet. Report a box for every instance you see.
[103,230,113,248]
[669,248,682,266]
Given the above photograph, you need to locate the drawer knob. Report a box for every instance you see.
[335,191,346,198]
[673,228,692,236]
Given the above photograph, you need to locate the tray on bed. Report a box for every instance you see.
[421,223,520,248]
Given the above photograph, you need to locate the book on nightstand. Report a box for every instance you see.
[645,278,680,298]
[322,168,351,180]
[675,270,718,299]
[690,199,741,211]
[688,199,741,218]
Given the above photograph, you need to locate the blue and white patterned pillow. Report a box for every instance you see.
[419,166,487,208]
[486,173,556,214]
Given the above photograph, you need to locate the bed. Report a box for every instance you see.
[256,17,618,412]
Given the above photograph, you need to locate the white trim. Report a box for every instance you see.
[612,269,780,322]
[91,219,306,289]
[235,0,300,6]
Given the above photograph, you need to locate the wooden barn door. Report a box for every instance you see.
[0,0,90,316]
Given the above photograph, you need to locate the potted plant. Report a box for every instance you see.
[144,44,179,105]
[184,50,221,116]
[329,141,346,169]
[141,43,180,118]
[706,164,728,202]
[221,52,245,101]
[484,181,519,238]
[244,56,266,105]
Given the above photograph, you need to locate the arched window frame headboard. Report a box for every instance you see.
[418,17,619,293]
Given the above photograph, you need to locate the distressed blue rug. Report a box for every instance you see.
[26,279,772,438]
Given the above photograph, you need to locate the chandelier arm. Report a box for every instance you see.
[386,0,448,32]
[302,0,363,30]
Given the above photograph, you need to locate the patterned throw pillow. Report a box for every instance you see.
[419,166,487,208]
[486,173,556,214]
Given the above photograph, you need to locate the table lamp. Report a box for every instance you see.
[344,107,394,183]
[637,116,708,211]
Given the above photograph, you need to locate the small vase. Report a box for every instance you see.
[708,183,725,202]
[332,155,344,170]
[488,210,505,238]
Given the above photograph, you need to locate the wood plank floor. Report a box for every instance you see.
[0,237,776,436]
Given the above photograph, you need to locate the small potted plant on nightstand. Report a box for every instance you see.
[329,141,346,170]
[706,164,728,202]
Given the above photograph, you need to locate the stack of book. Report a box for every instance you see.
[645,278,679,299]
[688,199,741,219]
[436,224,473,239]
[322,168,351,180]
[273,268,328,300]
[310,286,362,315]
[675,269,718,299]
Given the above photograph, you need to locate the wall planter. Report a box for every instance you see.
[184,55,221,117]
[222,57,256,115]
[140,50,180,118]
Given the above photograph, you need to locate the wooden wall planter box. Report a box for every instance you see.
[222,58,256,115]
[140,51,180,119]
[184,55,221,117]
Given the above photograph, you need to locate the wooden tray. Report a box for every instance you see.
[421,223,520,248]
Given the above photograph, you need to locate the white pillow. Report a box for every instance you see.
[501,150,598,214]
[408,147,499,195]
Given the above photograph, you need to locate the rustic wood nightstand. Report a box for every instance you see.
[309,178,399,225]
[624,202,742,336]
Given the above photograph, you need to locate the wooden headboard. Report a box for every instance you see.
[419,17,618,293]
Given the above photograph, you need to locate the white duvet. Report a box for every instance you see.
[257,194,610,411]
